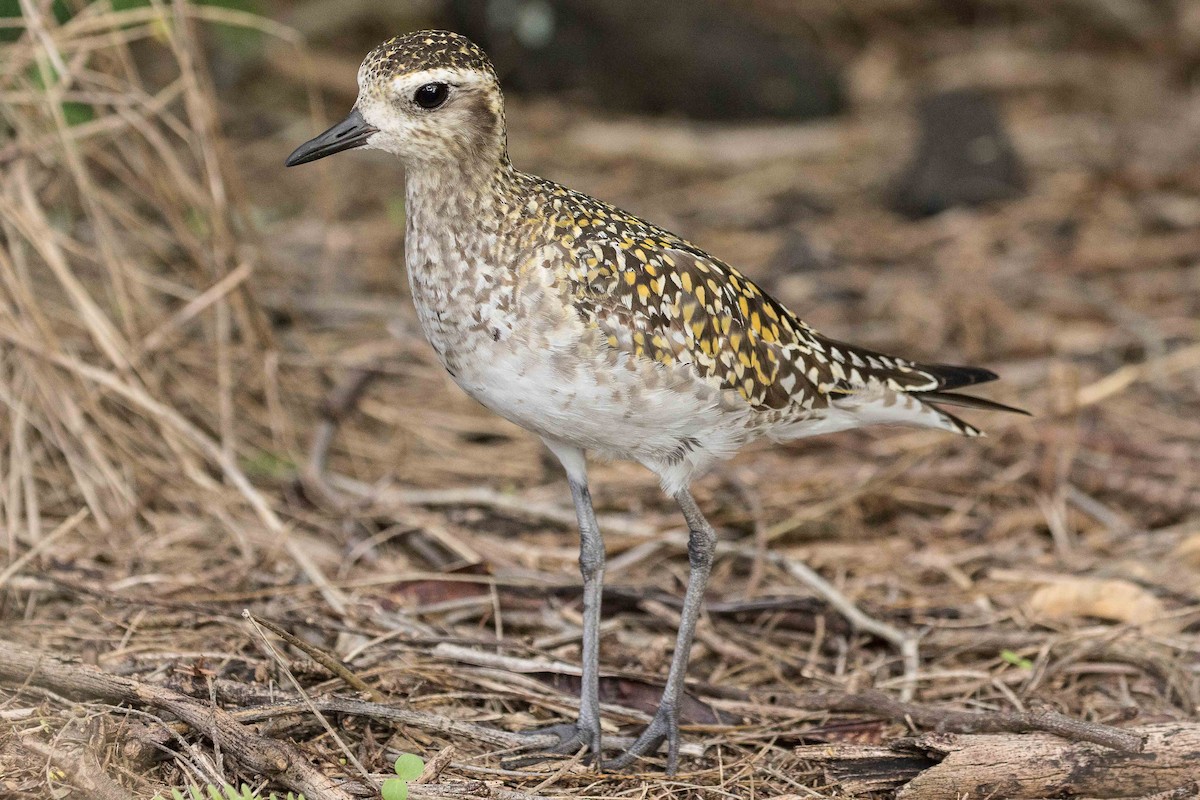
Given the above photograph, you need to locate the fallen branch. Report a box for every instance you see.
[799,725,1197,799]
[1,640,557,798]
[1136,783,1200,800]
[0,638,356,800]
[806,689,1144,752]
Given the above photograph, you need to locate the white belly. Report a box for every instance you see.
[414,287,753,491]
[463,316,749,462]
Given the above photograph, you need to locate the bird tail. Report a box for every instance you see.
[812,335,1029,437]
[910,364,1030,437]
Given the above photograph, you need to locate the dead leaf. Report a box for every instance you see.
[1027,577,1178,634]
[387,578,489,607]
[1172,534,1200,570]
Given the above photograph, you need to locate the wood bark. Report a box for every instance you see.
[799,725,1200,799]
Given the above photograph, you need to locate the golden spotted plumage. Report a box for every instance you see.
[532,180,993,424]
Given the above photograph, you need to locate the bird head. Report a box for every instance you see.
[286,31,507,171]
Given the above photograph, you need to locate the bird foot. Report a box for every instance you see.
[506,704,686,774]
[503,718,603,769]
[608,703,681,775]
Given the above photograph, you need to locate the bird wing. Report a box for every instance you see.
[566,236,1015,424]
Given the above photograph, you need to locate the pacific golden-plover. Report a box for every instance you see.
[286,30,1025,773]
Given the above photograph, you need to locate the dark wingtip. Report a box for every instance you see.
[922,363,1000,391]
[917,363,1030,416]
[922,391,1031,416]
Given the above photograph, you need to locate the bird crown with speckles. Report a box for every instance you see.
[360,30,497,86]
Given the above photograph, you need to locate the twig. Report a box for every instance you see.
[405,782,547,800]
[433,642,583,678]
[249,613,383,702]
[243,612,373,784]
[137,261,253,356]
[325,473,662,539]
[1075,343,1200,408]
[236,698,527,748]
[773,555,922,702]
[0,507,88,589]
[415,745,456,783]
[790,689,1144,752]
[16,736,131,800]
[237,697,708,758]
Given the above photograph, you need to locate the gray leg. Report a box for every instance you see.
[517,441,605,764]
[570,477,606,759]
[610,488,716,774]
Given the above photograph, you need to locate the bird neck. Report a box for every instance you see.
[402,158,525,288]
[404,155,515,232]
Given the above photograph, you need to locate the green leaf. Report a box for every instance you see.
[393,753,424,781]
[380,778,408,800]
[1000,649,1034,669]
[239,448,295,478]
[60,101,94,126]
[0,0,70,41]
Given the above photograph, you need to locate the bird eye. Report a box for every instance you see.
[413,82,449,109]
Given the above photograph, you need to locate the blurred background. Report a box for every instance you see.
[2,0,1199,796]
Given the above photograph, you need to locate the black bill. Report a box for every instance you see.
[285,108,379,167]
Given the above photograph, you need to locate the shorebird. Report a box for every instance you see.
[286,30,1025,773]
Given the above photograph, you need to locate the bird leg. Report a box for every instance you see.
[515,445,605,765]
[609,488,716,775]
[571,479,607,761]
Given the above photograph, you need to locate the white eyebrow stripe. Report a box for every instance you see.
[389,66,476,95]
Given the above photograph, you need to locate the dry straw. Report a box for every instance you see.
[0,0,346,603]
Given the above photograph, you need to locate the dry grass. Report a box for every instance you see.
[2,1,1199,798]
